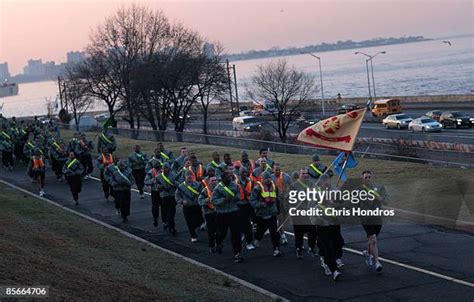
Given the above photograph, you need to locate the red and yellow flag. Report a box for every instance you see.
[297,108,366,151]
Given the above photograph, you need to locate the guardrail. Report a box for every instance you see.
[69,124,471,169]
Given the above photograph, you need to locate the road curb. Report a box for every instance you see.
[0,179,288,302]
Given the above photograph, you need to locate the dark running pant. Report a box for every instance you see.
[66,175,82,201]
[317,225,344,272]
[2,151,13,168]
[237,203,254,244]
[132,169,146,194]
[14,143,23,160]
[116,190,131,218]
[293,224,317,250]
[51,158,65,179]
[205,213,217,248]
[100,171,113,199]
[255,216,280,250]
[81,154,93,175]
[32,171,45,189]
[216,211,242,255]
[151,190,165,222]
[161,196,177,230]
[183,205,204,239]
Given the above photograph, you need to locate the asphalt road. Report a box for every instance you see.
[2,166,474,301]
[186,119,474,144]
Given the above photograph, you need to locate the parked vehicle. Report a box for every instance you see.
[382,113,413,129]
[232,116,263,132]
[239,110,254,116]
[336,103,360,114]
[296,116,318,130]
[371,99,402,118]
[408,118,442,132]
[439,111,473,128]
[425,110,443,121]
[94,112,111,122]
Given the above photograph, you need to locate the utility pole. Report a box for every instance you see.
[226,59,234,116]
[232,64,240,112]
[57,76,64,109]
[365,59,372,101]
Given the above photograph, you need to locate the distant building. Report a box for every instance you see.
[67,51,85,65]
[0,62,10,81]
[23,59,44,76]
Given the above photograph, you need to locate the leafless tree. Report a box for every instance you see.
[246,59,318,142]
[87,4,171,130]
[62,67,94,131]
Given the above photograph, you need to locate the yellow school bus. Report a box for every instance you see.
[371,99,402,118]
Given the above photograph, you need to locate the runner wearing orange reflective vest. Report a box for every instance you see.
[251,157,272,182]
[198,176,218,252]
[271,163,292,245]
[27,150,47,197]
[233,150,254,177]
[250,171,281,257]
[188,155,204,182]
[96,148,115,201]
[235,167,256,250]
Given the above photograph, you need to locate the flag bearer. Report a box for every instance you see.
[250,172,281,257]
[63,152,84,205]
[79,133,94,178]
[176,170,205,242]
[128,145,148,198]
[307,154,334,179]
[50,140,68,181]
[97,129,117,153]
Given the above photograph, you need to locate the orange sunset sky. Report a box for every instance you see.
[0,0,473,74]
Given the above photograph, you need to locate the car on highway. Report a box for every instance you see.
[336,103,360,114]
[94,112,111,122]
[232,116,263,132]
[239,110,254,116]
[408,117,442,132]
[295,116,318,130]
[382,113,413,129]
[425,110,443,121]
[439,111,473,128]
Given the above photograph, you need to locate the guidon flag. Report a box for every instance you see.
[297,108,366,152]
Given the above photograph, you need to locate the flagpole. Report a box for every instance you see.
[277,156,337,232]
[335,152,350,188]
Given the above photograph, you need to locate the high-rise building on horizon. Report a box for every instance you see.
[0,62,11,81]
[67,51,86,65]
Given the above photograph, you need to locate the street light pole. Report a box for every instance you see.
[303,52,325,116]
[355,51,386,101]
